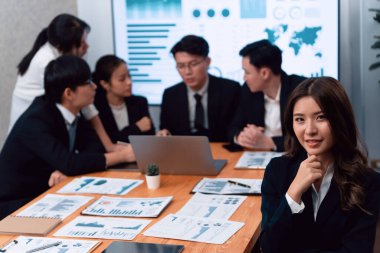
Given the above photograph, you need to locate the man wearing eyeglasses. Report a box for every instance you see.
[157,35,240,142]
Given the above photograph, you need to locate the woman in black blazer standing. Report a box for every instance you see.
[93,55,155,143]
[260,77,380,252]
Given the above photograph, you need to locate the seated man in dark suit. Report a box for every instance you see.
[0,55,134,219]
[157,35,240,142]
[229,39,305,151]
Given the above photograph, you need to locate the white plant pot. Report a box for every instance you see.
[145,175,160,190]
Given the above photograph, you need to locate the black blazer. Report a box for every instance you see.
[160,74,240,142]
[228,71,305,151]
[95,92,155,143]
[260,153,380,253]
[0,96,106,217]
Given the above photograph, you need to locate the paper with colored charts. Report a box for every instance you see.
[192,178,262,195]
[54,216,151,240]
[17,194,93,219]
[176,193,246,219]
[235,151,284,169]
[143,214,244,244]
[57,177,143,195]
[0,236,100,253]
[82,196,173,217]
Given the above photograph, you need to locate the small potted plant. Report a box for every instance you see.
[145,164,160,190]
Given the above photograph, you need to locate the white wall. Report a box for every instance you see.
[0,0,77,148]
[77,0,114,70]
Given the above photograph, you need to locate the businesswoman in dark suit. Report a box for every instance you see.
[93,55,155,143]
[260,77,380,252]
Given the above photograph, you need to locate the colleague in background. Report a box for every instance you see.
[9,13,122,152]
[0,56,135,219]
[158,35,240,142]
[93,55,155,143]
[260,77,380,252]
[229,39,305,151]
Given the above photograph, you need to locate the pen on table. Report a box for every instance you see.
[26,241,62,253]
[0,239,18,252]
[227,180,251,189]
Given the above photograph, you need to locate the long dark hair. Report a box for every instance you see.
[92,55,126,90]
[18,13,90,75]
[284,77,371,211]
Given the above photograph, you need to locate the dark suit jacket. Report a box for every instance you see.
[0,96,106,218]
[260,153,380,253]
[228,71,305,151]
[160,74,240,142]
[95,92,155,143]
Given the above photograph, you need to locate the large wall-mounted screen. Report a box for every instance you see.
[112,0,339,104]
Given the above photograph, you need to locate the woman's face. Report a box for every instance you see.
[293,96,334,161]
[71,31,89,57]
[107,63,132,98]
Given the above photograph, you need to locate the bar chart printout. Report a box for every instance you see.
[143,213,244,244]
[17,194,93,219]
[82,196,173,217]
[54,216,151,240]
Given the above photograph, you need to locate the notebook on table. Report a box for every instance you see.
[0,215,61,235]
[129,135,227,175]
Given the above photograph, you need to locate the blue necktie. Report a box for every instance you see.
[68,118,78,152]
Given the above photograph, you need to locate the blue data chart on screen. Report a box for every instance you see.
[113,0,339,104]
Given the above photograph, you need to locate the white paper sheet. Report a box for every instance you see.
[192,178,262,195]
[54,216,151,240]
[176,193,246,219]
[0,236,100,253]
[57,177,143,195]
[82,196,173,217]
[143,214,244,244]
[235,151,284,169]
[17,194,93,219]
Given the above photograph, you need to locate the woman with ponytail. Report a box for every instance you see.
[9,14,126,153]
[10,13,90,130]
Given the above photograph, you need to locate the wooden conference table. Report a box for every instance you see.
[0,143,265,253]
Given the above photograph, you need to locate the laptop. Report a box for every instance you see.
[129,135,227,175]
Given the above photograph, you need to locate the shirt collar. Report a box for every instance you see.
[56,103,77,125]
[312,163,335,194]
[264,83,281,103]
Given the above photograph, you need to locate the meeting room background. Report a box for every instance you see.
[0,0,379,162]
